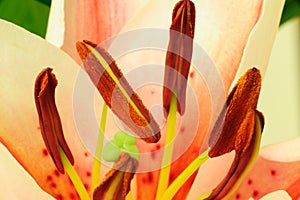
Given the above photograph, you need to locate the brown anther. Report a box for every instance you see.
[209,67,262,157]
[205,110,264,200]
[163,0,195,116]
[76,40,161,143]
[93,153,138,200]
[205,68,265,199]
[34,68,74,174]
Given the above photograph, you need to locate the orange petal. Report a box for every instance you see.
[0,20,93,199]
[119,0,282,199]
[62,0,150,62]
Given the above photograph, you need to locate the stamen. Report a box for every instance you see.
[92,103,108,192]
[35,68,90,199]
[60,147,90,200]
[125,191,133,200]
[161,150,210,200]
[93,153,138,200]
[163,0,195,116]
[203,68,265,199]
[156,94,177,199]
[208,67,262,157]
[34,68,74,174]
[76,40,161,143]
[203,110,264,200]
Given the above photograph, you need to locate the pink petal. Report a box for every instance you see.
[115,0,283,198]
[0,20,93,199]
[187,138,300,200]
[231,138,300,200]
[62,0,150,62]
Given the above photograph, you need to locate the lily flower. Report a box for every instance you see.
[0,0,299,200]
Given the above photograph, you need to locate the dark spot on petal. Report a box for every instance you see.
[42,149,48,157]
[270,169,276,176]
[86,171,91,177]
[156,144,161,150]
[150,151,156,159]
[169,174,175,183]
[84,152,89,157]
[236,193,240,199]
[180,126,185,133]
[190,71,195,78]
[54,169,60,177]
[248,179,252,185]
[70,193,76,199]
[147,172,153,183]
[151,90,155,95]
[84,183,89,191]
[51,183,57,188]
[56,194,63,200]
[253,190,259,197]
[46,175,53,182]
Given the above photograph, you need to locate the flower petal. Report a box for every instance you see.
[62,0,151,61]
[255,190,292,200]
[116,0,283,199]
[0,144,55,200]
[231,138,300,200]
[187,138,300,200]
[0,20,93,199]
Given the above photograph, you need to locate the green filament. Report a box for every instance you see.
[161,150,210,200]
[92,103,108,193]
[155,95,177,200]
[60,147,90,200]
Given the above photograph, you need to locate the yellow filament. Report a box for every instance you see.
[155,95,177,200]
[161,150,209,200]
[60,147,90,200]
[92,103,108,193]
[126,191,133,200]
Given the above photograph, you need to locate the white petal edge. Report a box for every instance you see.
[46,0,65,47]
[260,137,300,162]
[232,0,285,83]
[0,144,55,200]
[248,190,292,200]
